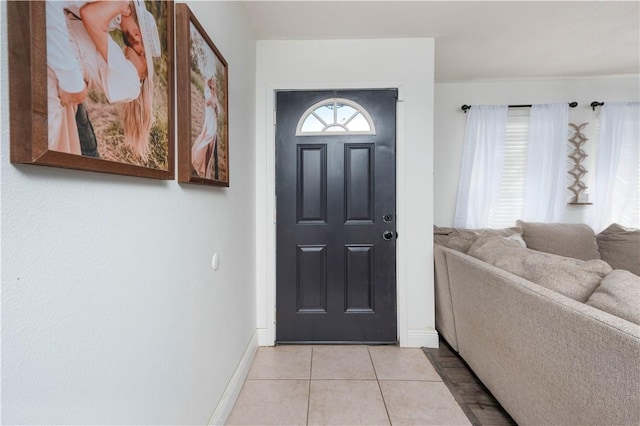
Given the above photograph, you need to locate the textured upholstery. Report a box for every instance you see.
[516,220,601,261]
[467,233,611,302]
[597,223,640,276]
[444,250,640,426]
[587,269,640,325]
[433,226,521,253]
[433,245,458,351]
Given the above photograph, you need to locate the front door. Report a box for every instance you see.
[276,89,397,343]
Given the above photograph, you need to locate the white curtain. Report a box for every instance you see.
[522,103,569,222]
[591,102,640,231]
[454,105,508,228]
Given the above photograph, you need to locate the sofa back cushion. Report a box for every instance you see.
[434,226,522,253]
[468,232,612,302]
[596,224,640,276]
[587,270,640,325]
[516,220,601,261]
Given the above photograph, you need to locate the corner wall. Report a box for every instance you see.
[1,2,256,424]
[434,77,640,227]
[255,38,436,348]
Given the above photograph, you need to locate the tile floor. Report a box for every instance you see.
[226,345,471,425]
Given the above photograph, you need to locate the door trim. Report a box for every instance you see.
[257,81,435,348]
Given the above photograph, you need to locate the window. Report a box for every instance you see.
[296,98,376,136]
[455,104,569,229]
[487,108,529,228]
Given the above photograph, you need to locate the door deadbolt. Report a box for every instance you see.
[383,213,393,223]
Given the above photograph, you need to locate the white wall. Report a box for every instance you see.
[434,77,640,227]
[1,2,256,424]
[255,39,436,348]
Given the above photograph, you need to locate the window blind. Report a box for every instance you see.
[488,108,529,228]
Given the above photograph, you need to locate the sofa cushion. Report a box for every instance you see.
[516,220,601,261]
[468,233,612,302]
[596,224,640,276]
[587,270,640,325]
[433,225,522,253]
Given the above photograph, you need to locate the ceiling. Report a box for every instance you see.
[242,1,640,83]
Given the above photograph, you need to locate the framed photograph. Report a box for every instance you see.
[8,1,174,179]
[176,3,229,187]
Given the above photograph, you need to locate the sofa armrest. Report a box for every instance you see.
[445,249,640,426]
[434,245,458,351]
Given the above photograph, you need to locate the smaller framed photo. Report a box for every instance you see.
[176,4,229,187]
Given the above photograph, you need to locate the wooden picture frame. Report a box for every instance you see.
[8,1,174,179]
[176,4,229,187]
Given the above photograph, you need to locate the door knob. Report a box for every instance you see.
[382,230,394,241]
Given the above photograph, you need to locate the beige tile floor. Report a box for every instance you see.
[226,345,471,425]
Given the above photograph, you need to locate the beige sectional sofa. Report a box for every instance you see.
[434,222,640,425]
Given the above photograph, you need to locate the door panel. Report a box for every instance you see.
[345,144,374,223]
[345,244,375,312]
[276,89,397,343]
[297,146,327,224]
[296,245,327,312]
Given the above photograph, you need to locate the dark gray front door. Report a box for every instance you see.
[276,89,397,343]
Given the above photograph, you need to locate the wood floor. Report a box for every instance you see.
[422,338,517,426]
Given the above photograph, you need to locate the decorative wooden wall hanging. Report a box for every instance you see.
[567,123,592,204]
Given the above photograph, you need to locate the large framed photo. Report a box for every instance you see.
[176,4,229,187]
[8,0,174,179]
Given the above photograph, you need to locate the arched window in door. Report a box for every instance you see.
[296,98,376,136]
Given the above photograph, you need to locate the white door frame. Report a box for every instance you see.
[254,39,437,349]
[257,81,410,346]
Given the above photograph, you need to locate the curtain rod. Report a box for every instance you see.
[461,102,578,113]
[590,101,604,111]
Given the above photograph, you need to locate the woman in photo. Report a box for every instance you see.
[191,76,221,179]
[46,0,161,161]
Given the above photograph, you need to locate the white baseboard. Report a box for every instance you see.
[208,330,259,425]
[257,327,273,346]
[407,328,439,348]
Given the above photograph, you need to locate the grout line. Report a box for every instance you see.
[306,346,313,425]
[308,378,378,381]
[297,378,442,382]
[377,378,443,382]
[244,378,312,381]
[368,346,393,425]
